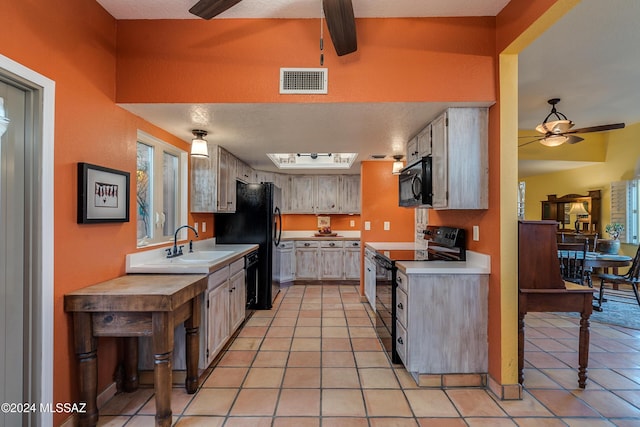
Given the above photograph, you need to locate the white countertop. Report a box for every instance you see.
[126,238,258,274]
[364,241,491,275]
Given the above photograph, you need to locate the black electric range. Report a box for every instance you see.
[373,226,466,363]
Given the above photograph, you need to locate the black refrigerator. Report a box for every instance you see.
[215,181,282,309]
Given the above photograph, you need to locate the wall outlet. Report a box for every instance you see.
[364,221,371,231]
[473,225,480,241]
[194,222,199,233]
[350,220,355,227]
[384,221,390,231]
[202,222,207,233]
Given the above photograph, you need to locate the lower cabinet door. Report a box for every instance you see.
[396,320,408,366]
[207,282,230,366]
[229,270,246,331]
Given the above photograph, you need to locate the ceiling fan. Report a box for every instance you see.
[518,98,625,148]
[188,0,357,56]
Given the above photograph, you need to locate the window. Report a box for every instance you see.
[610,179,639,244]
[136,131,188,246]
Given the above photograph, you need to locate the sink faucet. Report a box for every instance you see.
[167,225,199,258]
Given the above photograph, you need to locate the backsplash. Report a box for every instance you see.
[415,207,429,248]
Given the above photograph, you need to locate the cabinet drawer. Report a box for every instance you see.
[296,240,320,248]
[396,270,408,293]
[320,240,343,248]
[344,240,361,249]
[229,258,244,276]
[209,266,229,290]
[396,288,408,328]
[396,320,407,366]
[277,241,294,249]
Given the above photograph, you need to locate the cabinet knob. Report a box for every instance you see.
[397,276,403,284]
[397,337,404,345]
[304,243,310,247]
[329,242,336,247]
[397,302,403,310]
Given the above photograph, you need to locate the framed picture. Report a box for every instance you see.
[77,162,130,224]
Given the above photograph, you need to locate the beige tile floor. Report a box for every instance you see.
[98,283,640,426]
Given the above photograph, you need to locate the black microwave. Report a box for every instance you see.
[398,156,432,207]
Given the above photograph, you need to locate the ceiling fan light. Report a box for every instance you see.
[535,119,574,134]
[539,135,568,147]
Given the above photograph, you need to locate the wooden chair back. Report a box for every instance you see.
[558,241,588,284]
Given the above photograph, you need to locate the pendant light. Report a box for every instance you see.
[190,129,209,158]
[391,155,404,175]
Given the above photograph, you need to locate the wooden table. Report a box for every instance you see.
[64,274,208,427]
[585,253,632,289]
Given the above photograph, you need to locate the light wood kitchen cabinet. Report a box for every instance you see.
[289,176,316,213]
[273,173,290,212]
[430,107,488,210]
[286,174,360,214]
[319,240,344,279]
[364,249,376,308]
[340,175,360,214]
[276,241,295,283]
[343,240,361,280]
[406,124,431,164]
[395,267,488,379]
[316,175,340,213]
[295,241,319,279]
[236,160,253,183]
[254,170,274,184]
[228,260,246,332]
[190,144,238,213]
[406,135,419,163]
[205,268,230,366]
[190,142,219,213]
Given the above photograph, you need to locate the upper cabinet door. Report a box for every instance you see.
[340,175,360,214]
[289,175,315,213]
[315,175,340,213]
[417,123,432,157]
[190,142,219,213]
[430,112,448,209]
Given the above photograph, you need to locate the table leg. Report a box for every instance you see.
[185,296,201,393]
[73,312,99,427]
[123,337,139,392]
[577,311,591,388]
[152,312,173,427]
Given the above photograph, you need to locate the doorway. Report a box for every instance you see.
[0,55,55,426]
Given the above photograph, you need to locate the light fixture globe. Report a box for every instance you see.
[535,119,574,135]
[539,135,568,147]
[190,129,209,158]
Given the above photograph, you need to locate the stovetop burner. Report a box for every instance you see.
[375,226,466,262]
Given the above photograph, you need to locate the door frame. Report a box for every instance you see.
[0,53,55,426]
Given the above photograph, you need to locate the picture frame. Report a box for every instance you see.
[77,162,130,224]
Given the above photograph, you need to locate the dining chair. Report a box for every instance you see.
[596,245,640,310]
[558,241,589,285]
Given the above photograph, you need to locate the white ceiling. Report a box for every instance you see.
[97,0,640,176]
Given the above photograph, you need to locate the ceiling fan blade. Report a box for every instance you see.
[518,138,544,148]
[565,123,625,134]
[323,0,357,56]
[566,135,584,144]
[189,0,242,20]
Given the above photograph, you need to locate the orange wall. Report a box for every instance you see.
[0,1,567,422]
[115,17,497,104]
[282,214,361,231]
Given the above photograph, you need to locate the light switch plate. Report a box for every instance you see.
[350,220,355,227]
[194,222,199,233]
[384,221,390,231]
[202,222,207,233]
[473,225,479,241]
[364,221,371,231]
